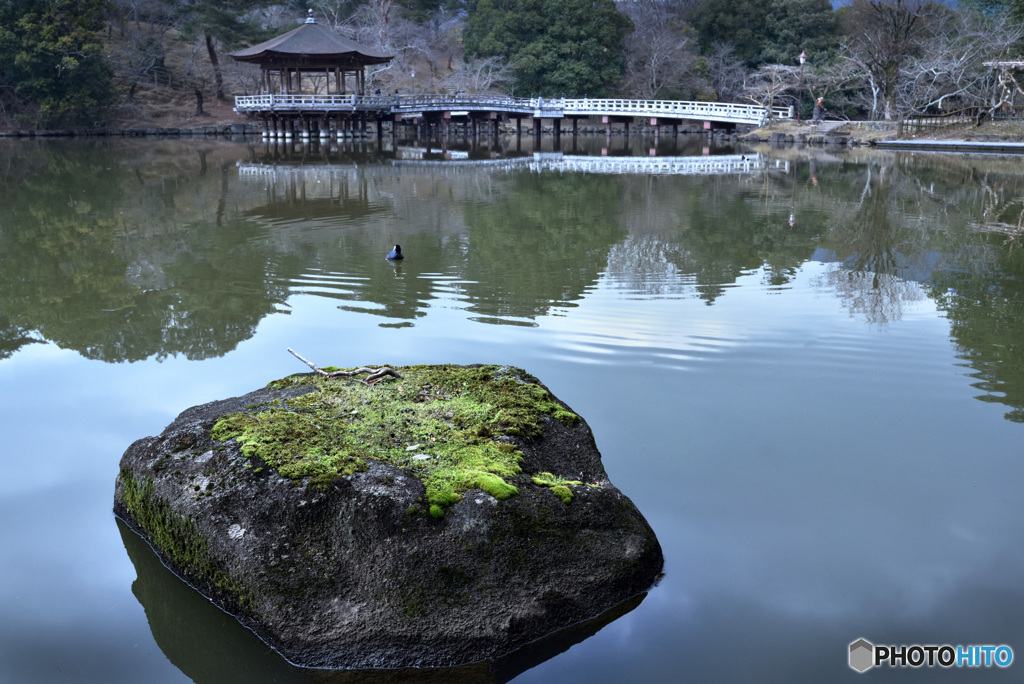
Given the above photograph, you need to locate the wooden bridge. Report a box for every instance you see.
[234,93,792,140]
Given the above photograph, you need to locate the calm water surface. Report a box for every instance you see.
[2,136,1023,682]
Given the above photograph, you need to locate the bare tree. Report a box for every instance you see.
[744,63,800,118]
[308,1,352,31]
[839,0,927,120]
[618,0,698,99]
[704,42,748,102]
[419,9,463,86]
[440,56,513,94]
[841,1,1024,120]
[896,8,1024,118]
[988,64,1024,119]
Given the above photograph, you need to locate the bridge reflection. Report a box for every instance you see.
[238,151,788,178]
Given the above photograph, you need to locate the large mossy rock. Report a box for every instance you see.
[113,364,663,669]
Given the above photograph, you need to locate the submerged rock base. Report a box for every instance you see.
[114,364,663,669]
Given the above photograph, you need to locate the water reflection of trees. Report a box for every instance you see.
[815,162,937,325]
[916,157,1024,423]
[608,168,826,302]
[7,141,1024,423]
[0,140,292,362]
[460,172,626,321]
[812,153,1024,422]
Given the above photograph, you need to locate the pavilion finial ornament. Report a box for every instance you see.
[306,8,315,24]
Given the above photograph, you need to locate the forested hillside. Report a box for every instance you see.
[1,0,1023,129]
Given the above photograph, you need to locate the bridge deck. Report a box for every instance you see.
[234,94,791,126]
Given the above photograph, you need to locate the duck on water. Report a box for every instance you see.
[386,245,404,260]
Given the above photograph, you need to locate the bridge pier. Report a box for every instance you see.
[510,115,525,138]
[603,115,632,139]
[567,115,586,139]
[703,120,737,137]
[469,111,497,141]
[650,117,684,142]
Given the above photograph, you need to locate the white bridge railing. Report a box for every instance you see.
[234,93,791,126]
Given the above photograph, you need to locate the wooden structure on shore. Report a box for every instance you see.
[230,10,392,139]
[230,12,791,140]
[234,92,792,141]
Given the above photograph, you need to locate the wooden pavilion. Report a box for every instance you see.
[230,10,393,138]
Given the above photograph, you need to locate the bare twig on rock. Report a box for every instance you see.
[286,348,403,384]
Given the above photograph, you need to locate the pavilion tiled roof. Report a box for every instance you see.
[230,17,392,64]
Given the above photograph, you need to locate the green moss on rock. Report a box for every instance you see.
[212,365,578,512]
[531,471,602,503]
[550,485,573,503]
[119,470,252,608]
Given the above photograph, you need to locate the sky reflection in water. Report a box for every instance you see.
[1,137,1023,682]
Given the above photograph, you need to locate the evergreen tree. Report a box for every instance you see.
[0,0,116,127]
[463,0,633,96]
[691,0,838,67]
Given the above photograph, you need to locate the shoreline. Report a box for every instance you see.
[6,121,1024,154]
[740,119,1024,153]
[0,123,260,138]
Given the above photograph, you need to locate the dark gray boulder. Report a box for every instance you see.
[114,365,663,670]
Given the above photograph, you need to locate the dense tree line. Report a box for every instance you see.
[2,0,1024,128]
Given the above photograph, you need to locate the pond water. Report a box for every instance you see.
[2,134,1023,683]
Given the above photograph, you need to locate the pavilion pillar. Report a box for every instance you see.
[319,115,329,138]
